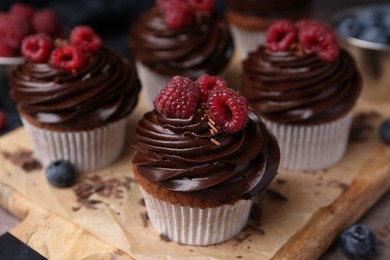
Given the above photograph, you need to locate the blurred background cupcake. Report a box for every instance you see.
[240,19,362,171]
[129,0,234,108]
[9,26,141,172]
[225,0,313,60]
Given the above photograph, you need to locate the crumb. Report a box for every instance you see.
[266,189,289,202]
[140,211,148,228]
[159,233,171,242]
[236,256,243,259]
[2,150,41,172]
[276,179,287,185]
[246,223,265,235]
[71,206,81,212]
[189,249,194,252]
[235,233,251,243]
[138,198,145,207]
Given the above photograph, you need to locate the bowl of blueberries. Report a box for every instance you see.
[332,4,390,101]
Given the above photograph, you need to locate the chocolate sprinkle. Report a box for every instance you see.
[266,189,289,202]
[159,233,171,242]
[140,211,148,228]
[72,175,134,210]
[2,150,41,172]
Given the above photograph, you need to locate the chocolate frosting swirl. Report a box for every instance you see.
[241,47,362,125]
[9,47,141,129]
[129,6,234,78]
[132,109,280,202]
[226,0,312,18]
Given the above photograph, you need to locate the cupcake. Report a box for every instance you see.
[129,0,234,108]
[226,0,312,59]
[241,19,362,171]
[9,26,141,172]
[132,75,280,245]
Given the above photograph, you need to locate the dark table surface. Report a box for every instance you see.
[0,0,389,259]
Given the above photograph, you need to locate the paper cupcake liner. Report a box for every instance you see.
[263,112,354,171]
[230,25,266,60]
[22,118,128,173]
[135,62,172,109]
[141,189,252,246]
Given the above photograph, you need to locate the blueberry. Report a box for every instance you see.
[338,17,362,37]
[358,27,388,44]
[45,160,77,188]
[379,119,390,143]
[356,7,383,27]
[339,224,377,260]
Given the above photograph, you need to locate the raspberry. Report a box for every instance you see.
[0,110,6,130]
[195,74,227,102]
[187,0,214,12]
[0,40,15,57]
[296,19,333,33]
[163,0,194,30]
[265,20,297,52]
[9,3,35,21]
[69,25,102,53]
[153,76,200,119]
[50,45,85,71]
[21,34,53,62]
[0,13,31,50]
[32,9,64,38]
[299,22,340,62]
[207,88,249,133]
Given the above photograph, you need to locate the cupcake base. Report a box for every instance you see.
[263,111,354,171]
[135,62,171,109]
[22,117,128,173]
[141,189,252,246]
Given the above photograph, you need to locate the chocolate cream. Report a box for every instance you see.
[129,6,234,78]
[9,47,141,130]
[241,47,362,125]
[132,109,280,202]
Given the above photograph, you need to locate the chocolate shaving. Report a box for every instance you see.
[276,179,287,185]
[159,233,171,242]
[266,189,289,202]
[138,198,145,206]
[2,150,41,172]
[236,256,243,259]
[73,175,134,210]
[140,211,148,228]
[246,223,265,235]
[349,111,380,143]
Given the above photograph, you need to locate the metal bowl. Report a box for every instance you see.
[331,6,390,101]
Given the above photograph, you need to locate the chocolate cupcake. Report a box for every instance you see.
[241,20,362,171]
[129,0,234,108]
[226,0,312,59]
[9,26,141,172]
[132,75,280,245]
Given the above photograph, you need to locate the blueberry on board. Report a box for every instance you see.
[379,119,390,143]
[45,160,77,188]
[339,224,377,260]
[338,17,362,37]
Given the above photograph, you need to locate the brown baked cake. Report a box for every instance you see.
[132,74,280,245]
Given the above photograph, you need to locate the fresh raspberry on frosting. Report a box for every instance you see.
[196,74,227,102]
[153,76,200,119]
[69,25,102,53]
[187,0,214,12]
[298,22,340,62]
[50,45,85,71]
[207,88,249,133]
[32,9,64,38]
[9,3,35,21]
[162,0,195,30]
[265,20,297,52]
[0,40,15,57]
[21,34,53,62]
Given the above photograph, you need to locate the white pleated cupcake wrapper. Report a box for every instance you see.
[141,189,252,246]
[263,112,354,171]
[22,118,128,173]
[135,62,172,110]
[230,25,266,60]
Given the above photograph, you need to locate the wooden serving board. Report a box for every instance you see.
[0,96,389,260]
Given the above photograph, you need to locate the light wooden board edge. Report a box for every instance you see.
[0,182,133,260]
[272,152,390,259]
